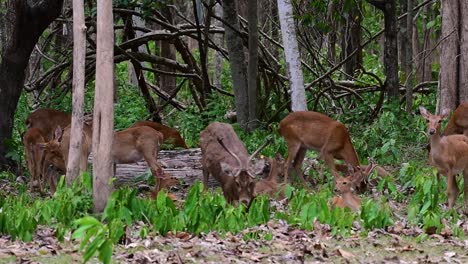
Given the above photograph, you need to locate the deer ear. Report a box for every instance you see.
[54,126,63,141]
[220,162,235,176]
[440,109,450,119]
[419,106,429,119]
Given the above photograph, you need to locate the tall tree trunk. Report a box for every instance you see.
[277,0,307,111]
[247,0,259,131]
[212,3,224,89]
[368,0,399,98]
[438,0,459,113]
[0,0,64,170]
[92,0,114,213]
[405,0,414,113]
[222,0,249,129]
[128,8,147,86]
[459,0,468,103]
[399,0,407,69]
[343,0,362,78]
[327,0,337,64]
[160,4,177,96]
[67,0,86,183]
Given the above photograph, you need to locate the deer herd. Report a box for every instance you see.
[21,103,468,213]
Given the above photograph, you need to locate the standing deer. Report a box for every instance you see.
[278,111,360,184]
[200,122,270,206]
[130,121,188,149]
[420,106,468,212]
[443,102,468,136]
[22,128,46,192]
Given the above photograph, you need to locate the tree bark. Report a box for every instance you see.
[438,0,459,113]
[459,0,468,103]
[277,0,307,111]
[399,0,407,69]
[160,4,177,96]
[343,0,362,78]
[66,0,86,183]
[92,0,114,213]
[247,0,259,131]
[0,0,64,170]
[222,0,249,129]
[212,3,224,89]
[405,0,414,113]
[368,0,399,98]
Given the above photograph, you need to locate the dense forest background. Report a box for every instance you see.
[1,0,468,263]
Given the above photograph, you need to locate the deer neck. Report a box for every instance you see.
[342,191,359,204]
[429,127,443,150]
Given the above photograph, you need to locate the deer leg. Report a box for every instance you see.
[293,147,307,183]
[447,170,459,209]
[322,152,338,178]
[284,143,301,184]
[202,168,210,191]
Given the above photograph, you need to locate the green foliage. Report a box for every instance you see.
[360,198,393,229]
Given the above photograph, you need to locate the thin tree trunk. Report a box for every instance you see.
[343,0,362,78]
[277,0,307,111]
[160,4,177,96]
[405,0,414,113]
[438,0,459,112]
[247,0,259,131]
[93,0,114,213]
[212,3,224,89]
[459,0,468,103]
[67,0,86,183]
[399,0,407,69]
[0,0,64,170]
[222,0,249,129]
[368,0,399,98]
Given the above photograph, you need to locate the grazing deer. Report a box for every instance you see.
[200,122,270,206]
[420,106,468,212]
[130,120,188,149]
[278,111,360,184]
[254,153,285,199]
[22,128,46,192]
[25,108,71,140]
[40,125,168,196]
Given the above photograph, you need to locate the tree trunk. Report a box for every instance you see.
[66,0,86,183]
[438,0,459,113]
[277,0,307,111]
[128,8,147,86]
[212,3,224,89]
[160,4,177,96]
[247,0,259,131]
[368,0,399,98]
[92,0,114,213]
[343,0,362,78]
[459,0,468,103]
[399,0,407,69]
[404,0,414,113]
[222,0,249,129]
[0,0,64,170]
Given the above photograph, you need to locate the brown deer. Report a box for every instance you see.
[331,175,361,212]
[40,125,169,196]
[25,108,71,140]
[278,111,360,184]
[420,106,468,212]
[130,120,188,149]
[22,128,46,192]
[200,122,270,206]
[443,102,468,136]
[254,153,286,199]
[42,124,93,173]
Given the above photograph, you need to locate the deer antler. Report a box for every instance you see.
[364,157,377,176]
[217,137,243,175]
[247,136,273,164]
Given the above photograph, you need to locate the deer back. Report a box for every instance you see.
[443,102,468,136]
[200,122,250,176]
[25,108,71,140]
[130,120,188,149]
[279,111,359,164]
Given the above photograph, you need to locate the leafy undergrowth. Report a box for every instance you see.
[1,161,468,263]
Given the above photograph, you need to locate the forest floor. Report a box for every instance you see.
[1,179,468,264]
